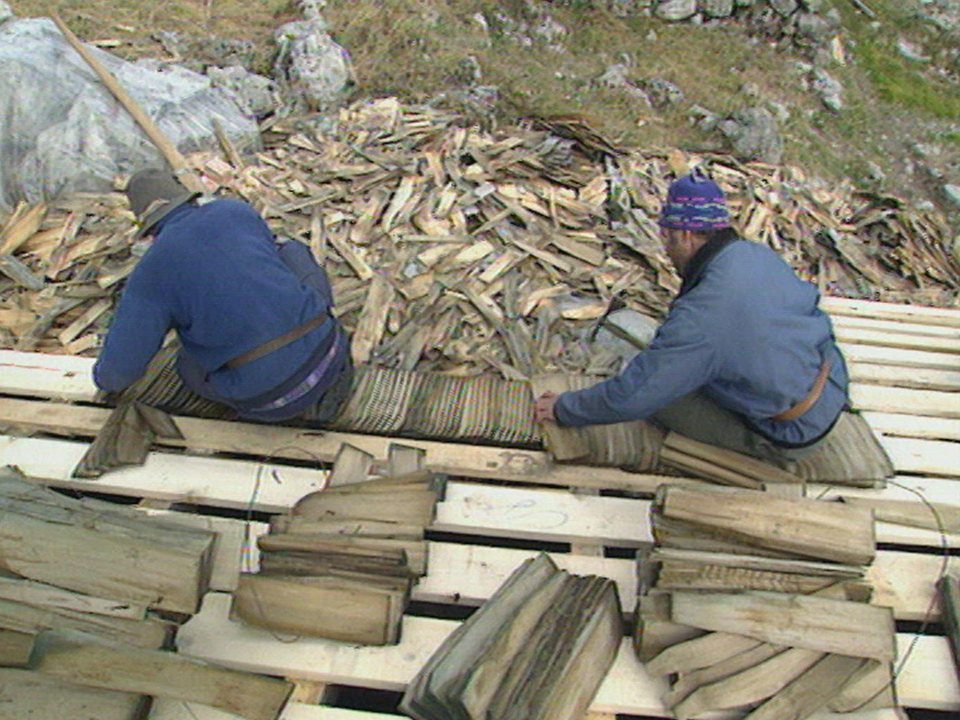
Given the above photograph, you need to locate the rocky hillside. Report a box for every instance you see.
[8,0,960,232]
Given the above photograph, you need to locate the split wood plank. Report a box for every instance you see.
[30,629,293,720]
[0,576,147,620]
[821,296,960,328]
[326,444,375,487]
[742,653,871,720]
[0,668,147,720]
[0,395,677,493]
[662,432,803,486]
[0,475,215,615]
[939,574,960,679]
[177,592,960,713]
[351,276,395,364]
[656,485,876,565]
[669,591,896,661]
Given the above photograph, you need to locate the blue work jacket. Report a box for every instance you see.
[93,199,337,416]
[555,235,849,447]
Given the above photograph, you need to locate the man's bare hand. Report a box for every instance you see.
[533,391,559,423]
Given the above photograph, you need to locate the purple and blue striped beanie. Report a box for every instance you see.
[658,168,730,231]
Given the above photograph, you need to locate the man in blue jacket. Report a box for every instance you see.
[94,169,352,424]
[534,169,849,465]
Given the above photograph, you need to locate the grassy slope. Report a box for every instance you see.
[11,0,960,209]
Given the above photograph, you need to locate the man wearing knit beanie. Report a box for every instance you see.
[534,168,850,466]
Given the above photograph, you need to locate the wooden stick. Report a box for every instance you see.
[938,574,960,682]
[51,13,205,193]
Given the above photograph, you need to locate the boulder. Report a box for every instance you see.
[273,16,355,112]
[655,0,698,21]
[700,0,735,17]
[719,106,784,164]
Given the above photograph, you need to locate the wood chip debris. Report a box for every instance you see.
[1,97,957,380]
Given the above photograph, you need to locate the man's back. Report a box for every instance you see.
[94,199,332,400]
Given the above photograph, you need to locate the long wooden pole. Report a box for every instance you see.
[51,13,206,193]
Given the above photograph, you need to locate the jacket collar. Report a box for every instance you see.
[677,228,739,298]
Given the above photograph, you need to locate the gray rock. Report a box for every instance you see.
[642,77,686,107]
[769,0,799,16]
[0,2,15,25]
[795,12,841,48]
[866,162,886,182]
[799,0,825,11]
[206,65,277,119]
[812,67,843,111]
[700,0,735,17]
[689,104,721,131]
[897,38,931,62]
[273,18,355,112]
[735,0,757,5]
[655,0,698,21]
[719,106,784,163]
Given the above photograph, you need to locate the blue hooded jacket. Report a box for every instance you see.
[93,199,340,418]
[554,235,849,447]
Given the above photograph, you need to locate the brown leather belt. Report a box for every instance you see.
[225,313,330,370]
[771,361,832,422]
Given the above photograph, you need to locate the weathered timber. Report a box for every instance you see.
[258,533,427,577]
[842,496,960,534]
[655,484,876,565]
[673,647,826,719]
[0,629,33,667]
[233,573,407,646]
[662,432,804,486]
[0,595,168,649]
[669,590,896,662]
[939,574,960,681]
[645,631,765,677]
[0,474,214,614]
[28,629,293,720]
[743,654,874,720]
[0,668,148,720]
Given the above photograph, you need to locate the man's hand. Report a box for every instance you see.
[533,391,560,423]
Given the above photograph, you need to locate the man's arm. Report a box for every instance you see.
[553,311,717,427]
[93,272,172,393]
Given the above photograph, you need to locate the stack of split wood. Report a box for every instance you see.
[1,97,957,381]
[400,552,621,720]
[0,469,293,720]
[636,484,897,720]
[233,443,443,645]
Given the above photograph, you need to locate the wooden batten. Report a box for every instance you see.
[654,484,876,565]
[662,432,804,487]
[742,653,873,720]
[669,591,896,662]
[0,629,34,667]
[27,629,293,720]
[673,647,826,720]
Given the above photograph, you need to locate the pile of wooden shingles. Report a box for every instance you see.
[637,484,897,720]
[0,468,294,720]
[0,96,957,380]
[235,443,443,646]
